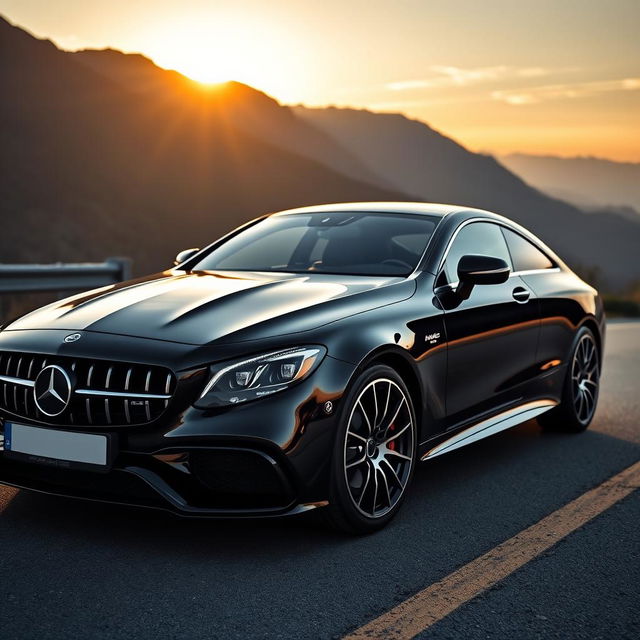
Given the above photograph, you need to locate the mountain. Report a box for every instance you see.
[295,106,640,290]
[71,49,388,190]
[1,13,639,294]
[0,16,407,277]
[499,153,640,214]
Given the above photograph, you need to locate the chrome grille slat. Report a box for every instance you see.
[104,366,114,424]
[0,351,175,427]
[124,367,132,424]
[164,373,171,409]
[75,389,171,399]
[145,369,152,421]
[0,375,35,387]
[105,398,112,425]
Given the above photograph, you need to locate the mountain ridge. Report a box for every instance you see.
[499,152,640,213]
[71,48,390,191]
[1,13,638,292]
[0,15,409,277]
[295,105,640,289]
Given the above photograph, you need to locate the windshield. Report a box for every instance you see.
[190,212,438,276]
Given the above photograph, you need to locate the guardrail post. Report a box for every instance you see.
[106,257,133,283]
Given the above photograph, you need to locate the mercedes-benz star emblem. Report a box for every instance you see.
[64,333,82,343]
[33,365,73,417]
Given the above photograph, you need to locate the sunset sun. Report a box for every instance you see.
[153,28,250,85]
[140,14,304,94]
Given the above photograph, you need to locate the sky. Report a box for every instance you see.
[2,0,639,162]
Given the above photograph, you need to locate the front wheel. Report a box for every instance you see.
[323,365,417,534]
[538,327,600,433]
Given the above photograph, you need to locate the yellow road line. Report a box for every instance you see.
[345,459,640,640]
[0,485,19,513]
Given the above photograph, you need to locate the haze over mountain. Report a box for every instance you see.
[295,106,640,289]
[499,153,640,214]
[1,14,639,292]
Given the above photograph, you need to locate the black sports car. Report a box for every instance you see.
[0,203,604,533]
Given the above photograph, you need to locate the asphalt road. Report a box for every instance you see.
[1,321,639,640]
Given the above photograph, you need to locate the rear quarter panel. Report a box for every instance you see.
[520,269,604,371]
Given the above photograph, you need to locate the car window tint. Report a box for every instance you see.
[392,233,429,256]
[192,212,438,276]
[309,236,328,264]
[502,227,554,272]
[209,225,309,270]
[440,222,512,285]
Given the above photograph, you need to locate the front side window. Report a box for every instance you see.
[501,228,554,272]
[439,222,512,285]
[191,212,438,277]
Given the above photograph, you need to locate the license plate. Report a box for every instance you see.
[4,422,109,467]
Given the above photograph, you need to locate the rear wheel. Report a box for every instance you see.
[323,365,417,534]
[538,327,600,433]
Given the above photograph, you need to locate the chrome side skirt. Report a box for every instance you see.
[421,399,558,461]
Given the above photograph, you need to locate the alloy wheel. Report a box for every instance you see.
[571,333,599,424]
[343,378,414,518]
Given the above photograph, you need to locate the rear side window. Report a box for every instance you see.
[440,222,512,285]
[502,228,554,272]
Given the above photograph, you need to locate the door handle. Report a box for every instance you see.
[512,287,531,303]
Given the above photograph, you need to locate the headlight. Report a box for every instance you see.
[195,346,326,408]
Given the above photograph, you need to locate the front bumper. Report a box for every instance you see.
[0,451,327,518]
[0,330,355,517]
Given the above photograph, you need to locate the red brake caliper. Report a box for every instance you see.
[387,424,396,450]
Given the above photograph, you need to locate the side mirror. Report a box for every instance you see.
[174,248,200,267]
[456,254,510,300]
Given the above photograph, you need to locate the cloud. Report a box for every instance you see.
[429,65,509,85]
[516,67,551,78]
[386,79,435,91]
[385,65,564,91]
[492,78,640,105]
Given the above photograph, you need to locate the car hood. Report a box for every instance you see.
[6,270,415,345]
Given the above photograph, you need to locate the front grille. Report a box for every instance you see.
[0,351,175,427]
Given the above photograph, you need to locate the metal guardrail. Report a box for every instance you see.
[0,257,133,294]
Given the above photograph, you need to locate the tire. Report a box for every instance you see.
[538,327,600,433]
[322,364,417,534]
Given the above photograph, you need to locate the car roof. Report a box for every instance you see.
[272,202,469,218]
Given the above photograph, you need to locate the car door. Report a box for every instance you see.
[435,221,540,428]
[500,226,577,373]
